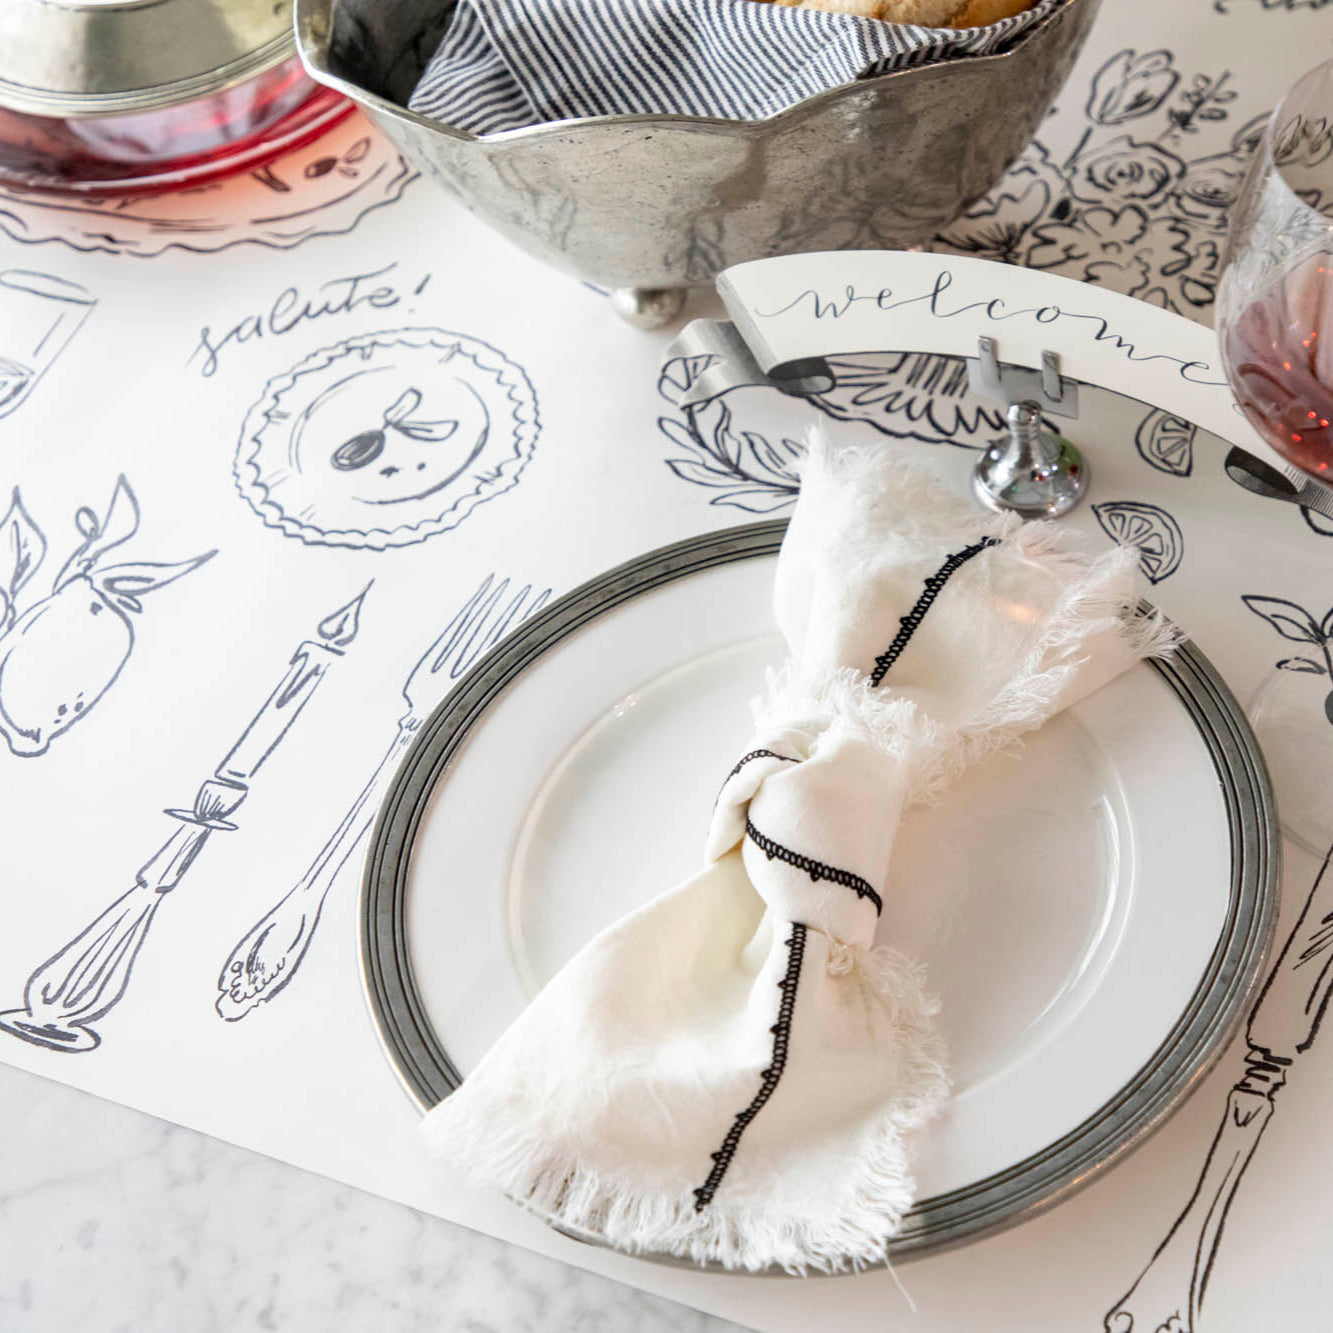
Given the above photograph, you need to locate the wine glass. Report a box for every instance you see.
[1216,59,1333,853]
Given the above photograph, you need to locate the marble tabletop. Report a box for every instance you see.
[0,1062,744,1332]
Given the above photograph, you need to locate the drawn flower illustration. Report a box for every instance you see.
[1086,49,1180,126]
[1070,135,1187,204]
[1027,207,1218,313]
[938,176,1055,264]
[1172,151,1250,226]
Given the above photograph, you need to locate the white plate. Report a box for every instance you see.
[363,523,1278,1260]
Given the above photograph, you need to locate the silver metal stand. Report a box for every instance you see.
[973,401,1088,519]
[966,337,1088,519]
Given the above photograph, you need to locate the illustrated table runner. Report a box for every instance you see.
[1,2,1332,1330]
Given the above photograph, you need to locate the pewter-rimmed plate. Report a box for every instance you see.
[361,521,1279,1266]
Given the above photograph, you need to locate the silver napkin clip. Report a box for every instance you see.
[965,336,1080,421]
[664,319,834,411]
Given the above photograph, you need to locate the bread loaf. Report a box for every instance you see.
[761,0,1036,24]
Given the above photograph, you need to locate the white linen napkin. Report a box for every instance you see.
[422,434,1174,1273]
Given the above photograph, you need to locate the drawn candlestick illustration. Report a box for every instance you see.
[0,585,369,1053]
[216,573,549,1020]
[1105,843,1333,1333]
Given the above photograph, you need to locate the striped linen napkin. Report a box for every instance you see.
[407,0,1061,135]
[421,432,1174,1272]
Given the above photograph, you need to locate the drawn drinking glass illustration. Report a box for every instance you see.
[0,586,368,1053]
[0,477,214,757]
[0,269,96,420]
[235,328,539,550]
[216,572,549,1020]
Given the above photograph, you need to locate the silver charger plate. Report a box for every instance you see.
[361,520,1279,1266]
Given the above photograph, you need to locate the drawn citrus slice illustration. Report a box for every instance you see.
[1134,408,1196,478]
[1092,501,1184,585]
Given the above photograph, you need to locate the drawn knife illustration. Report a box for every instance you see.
[215,573,549,1021]
[1106,843,1333,1333]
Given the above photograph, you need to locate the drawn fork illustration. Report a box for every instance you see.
[215,573,550,1021]
[0,585,369,1052]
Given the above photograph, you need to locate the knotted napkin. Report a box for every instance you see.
[422,434,1174,1272]
[407,0,1060,136]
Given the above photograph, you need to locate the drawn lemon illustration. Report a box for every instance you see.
[235,328,539,550]
[1092,501,1183,585]
[0,476,213,757]
[1134,408,1196,478]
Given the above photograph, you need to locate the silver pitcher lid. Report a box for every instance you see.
[0,0,297,118]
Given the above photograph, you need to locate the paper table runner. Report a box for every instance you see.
[1,1,1332,1329]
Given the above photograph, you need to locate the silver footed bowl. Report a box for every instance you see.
[295,0,1100,320]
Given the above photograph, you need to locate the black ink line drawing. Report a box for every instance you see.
[0,478,215,757]
[657,350,1021,512]
[1215,0,1331,11]
[0,586,368,1053]
[0,130,414,259]
[1301,505,1333,537]
[236,328,540,549]
[1135,406,1197,477]
[938,47,1263,318]
[811,353,1008,449]
[1106,595,1333,1330]
[0,269,96,420]
[1092,501,1184,584]
[657,358,802,514]
[1239,593,1333,709]
[216,572,549,1020]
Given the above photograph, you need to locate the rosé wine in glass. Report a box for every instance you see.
[1217,58,1333,857]
[1218,59,1333,486]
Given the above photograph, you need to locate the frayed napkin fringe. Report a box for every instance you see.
[422,931,949,1274]
[762,435,1181,807]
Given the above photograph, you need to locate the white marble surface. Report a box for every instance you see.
[0,1063,747,1333]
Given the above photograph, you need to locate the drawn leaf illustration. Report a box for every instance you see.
[1322,606,1333,642]
[658,415,705,456]
[395,418,459,443]
[707,404,742,470]
[1242,594,1324,644]
[666,457,744,489]
[95,550,216,613]
[1277,656,1327,674]
[0,487,46,606]
[384,388,422,425]
[709,487,797,513]
[56,475,142,588]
